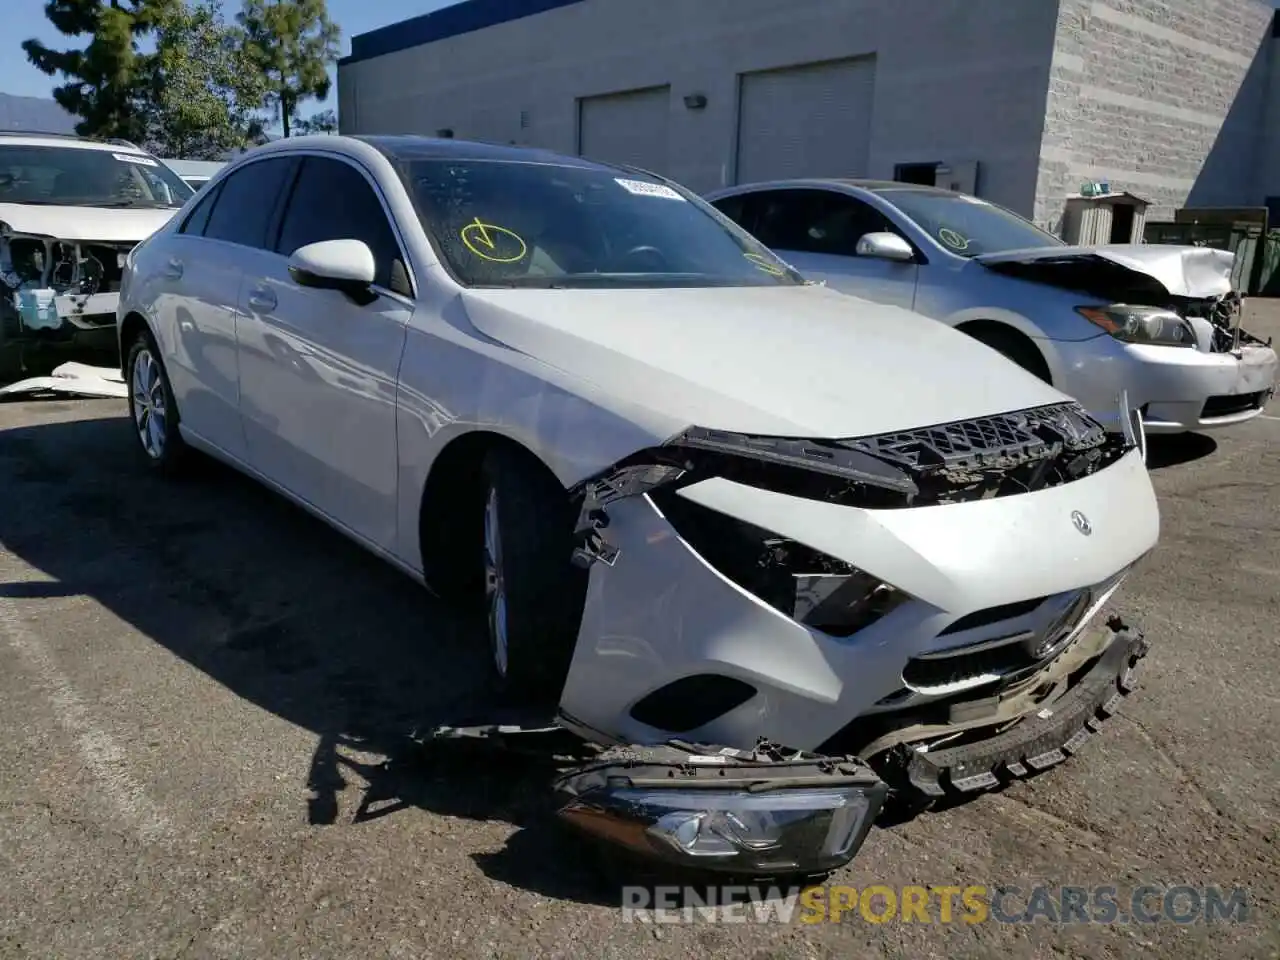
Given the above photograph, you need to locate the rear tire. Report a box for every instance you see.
[480,445,587,705]
[125,330,189,476]
[965,324,1052,384]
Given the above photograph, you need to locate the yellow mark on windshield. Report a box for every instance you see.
[938,227,969,251]
[461,217,528,263]
[744,252,786,276]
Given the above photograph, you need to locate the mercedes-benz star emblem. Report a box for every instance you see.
[1071,510,1092,536]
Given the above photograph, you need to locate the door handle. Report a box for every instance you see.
[164,257,183,279]
[247,286,277,312]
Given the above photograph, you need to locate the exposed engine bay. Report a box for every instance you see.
[0,230,134,336]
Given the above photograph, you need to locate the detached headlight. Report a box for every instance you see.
[554,743,888,876]
[1076,304,1197,347]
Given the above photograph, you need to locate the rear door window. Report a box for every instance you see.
[179,183,222,236]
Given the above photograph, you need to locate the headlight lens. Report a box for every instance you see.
[554,746,889,876]
[1076,304,1197,347]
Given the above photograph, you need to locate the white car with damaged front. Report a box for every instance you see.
[117,135,1159,878]
[706,180,1278,435]
[0,131,194,372]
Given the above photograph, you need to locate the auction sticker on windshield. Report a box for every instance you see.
[113,153,159,167]
[615,178,685,201]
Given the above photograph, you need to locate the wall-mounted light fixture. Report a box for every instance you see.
[436,127,454,138]
[683,93,708,110]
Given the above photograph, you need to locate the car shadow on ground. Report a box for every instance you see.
[0,408,1051,907]
[0,409,625,906]
[1144,432,1218,470]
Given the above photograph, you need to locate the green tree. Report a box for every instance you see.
[141,0,269,158]
[237,0,340,138]
[294,108,336,135]
[22,0,173,142]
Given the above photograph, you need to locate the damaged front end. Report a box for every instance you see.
[569,400,1126,574]
[979,245,1278,425]
[426,400,1152,879]
[979,244,1274,355]
[538,397,1156,873]
[0,222,134,341]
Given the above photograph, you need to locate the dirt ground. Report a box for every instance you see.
[0,305,1277,959]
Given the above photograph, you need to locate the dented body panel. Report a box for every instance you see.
[973,243,1236,299]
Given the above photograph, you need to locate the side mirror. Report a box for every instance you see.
[288,238,378,305]
[855,231,915,263]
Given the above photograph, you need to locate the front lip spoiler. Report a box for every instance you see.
[879,621,1150,798]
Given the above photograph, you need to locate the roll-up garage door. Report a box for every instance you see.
[735,57,877,184]
[578,85,671,176]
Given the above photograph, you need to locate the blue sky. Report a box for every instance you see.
[1,0,455,118]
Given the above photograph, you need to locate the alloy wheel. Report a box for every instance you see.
[131,347,167,460]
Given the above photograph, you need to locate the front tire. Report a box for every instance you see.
[480,446,587,705]
[126,331,188,475]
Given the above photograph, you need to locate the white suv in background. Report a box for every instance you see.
[0,131,194,372]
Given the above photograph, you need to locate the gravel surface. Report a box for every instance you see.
[1,307,1278,959]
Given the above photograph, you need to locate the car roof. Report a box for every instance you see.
[0,130,151,154]
[250,133,657,178]
[711,177,961,198]
[359,135,647,174]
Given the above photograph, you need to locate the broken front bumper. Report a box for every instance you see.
[5,290,121,333]
[556,447,1157,753]
[876,619,1148,797]
[1061,335,1278,433]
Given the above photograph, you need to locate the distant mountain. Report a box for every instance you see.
[0,93,78,134]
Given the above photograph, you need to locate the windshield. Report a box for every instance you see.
[402,158,804,288]
[0,144,195,209]
[876,189,1065,258]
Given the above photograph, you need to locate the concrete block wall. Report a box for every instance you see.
[1033,0,1275,228]
[339,0,1059,214]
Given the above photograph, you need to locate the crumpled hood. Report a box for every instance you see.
[0,202,178,242]
[975,243,1235,298]
[461,283,1067,439]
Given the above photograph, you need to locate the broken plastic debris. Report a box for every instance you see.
[0,361,127,400]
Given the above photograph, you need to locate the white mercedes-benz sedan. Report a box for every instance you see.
[117,135,1159,877]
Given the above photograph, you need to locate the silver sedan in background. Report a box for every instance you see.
[706,179,1278,435]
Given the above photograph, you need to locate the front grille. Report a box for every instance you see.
[938,597,1046,636]
[905,588,1094,695]
[1202,391,1267,419]
[845,402,1106,473]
